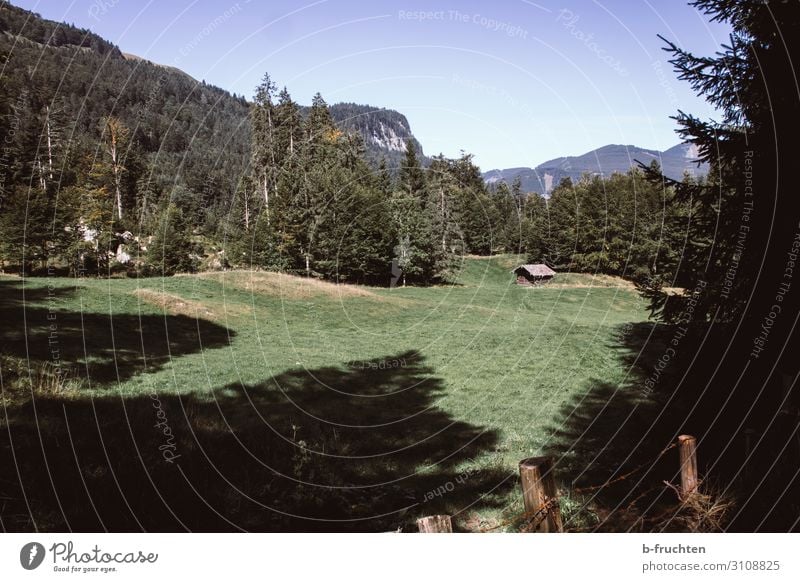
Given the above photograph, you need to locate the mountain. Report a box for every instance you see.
[0,2,424,207]
[326,103,426,170]
[483,143,707,195]
[3,1,695,208]
[0,1,252,217]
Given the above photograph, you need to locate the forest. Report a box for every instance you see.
[0,2,693,289]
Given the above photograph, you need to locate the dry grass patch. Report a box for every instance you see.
[196,271,378,300]
[538,273,637,289]
[133,288,247,320]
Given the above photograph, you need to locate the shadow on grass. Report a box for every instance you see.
[0,279,234,386]
[1,350,512,532]
[542,322,800,532]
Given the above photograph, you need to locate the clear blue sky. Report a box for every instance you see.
[14,0,729,170]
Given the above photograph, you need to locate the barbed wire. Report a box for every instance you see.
[470,441,679,533]
[572,442,677,494]
[477,496,560,533]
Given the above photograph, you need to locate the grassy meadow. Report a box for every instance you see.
[1,256,675,532]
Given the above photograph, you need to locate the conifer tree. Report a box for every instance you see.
[390,140,443,285]
[147,202,198,275]
[251,73,278,224]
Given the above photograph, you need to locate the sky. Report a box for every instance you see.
[13,0,730,171]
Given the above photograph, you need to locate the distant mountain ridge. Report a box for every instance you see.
[483,143,707,195]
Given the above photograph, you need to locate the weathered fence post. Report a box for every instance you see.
[677,434,699,497]
[518,456,562,532]
[417,514,453,533]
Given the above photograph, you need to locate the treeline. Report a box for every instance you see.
[225,74,498,285]
[0,4,694,285]
[230,74,694,286]
[0,52,694,285]
[523,167,694,286]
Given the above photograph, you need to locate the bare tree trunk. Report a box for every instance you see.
[45,106,54,182]
[36,159,46,192]
[243,190,250,231]
[262,175,270,225]
[440,187,446,252]
[105,119,125,221]
[113,164,123,220]
[268,108,277,222]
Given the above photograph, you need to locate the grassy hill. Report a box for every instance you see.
[1,256,663,531]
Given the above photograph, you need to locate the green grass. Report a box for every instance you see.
[0,255,654,531]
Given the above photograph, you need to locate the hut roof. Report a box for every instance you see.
[514,264,556,277]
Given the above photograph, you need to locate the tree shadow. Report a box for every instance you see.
[545,323,704,531]
[1,350,511,532]
[0,279,234,386]
[542,321,800,532]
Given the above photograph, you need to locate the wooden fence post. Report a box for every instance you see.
[677,434,699,497]
[417,514,453,533]
[518,456,562,532]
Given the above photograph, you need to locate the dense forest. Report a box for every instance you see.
[239,71,692,286]
[0,2,250,274]
[0,2,693,287]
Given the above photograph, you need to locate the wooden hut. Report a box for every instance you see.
[513,264,556,286]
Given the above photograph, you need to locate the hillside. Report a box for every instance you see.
[0,2,251,222]
[0,3,425,214]
[483,142,707,195]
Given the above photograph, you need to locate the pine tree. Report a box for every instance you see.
[294,92,339,277]
[634,1,800,529]
[274,87,302,165]
[640,0,799,330]
[524,191,549,263]
[147,202,198,275]
[375,157,393,197]
[390,140,450,285]
[399,139,425,198]
[251,73,278,225]
[448,152,495,255]
[492,179,524,254]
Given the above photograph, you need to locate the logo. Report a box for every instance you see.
[20,542,46,570]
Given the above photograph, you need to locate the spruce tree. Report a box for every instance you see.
[147,202,198,276]
[251,73,278,224]
[641,0,800,329]
[636,0,800,530]
[391,140,437,285]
